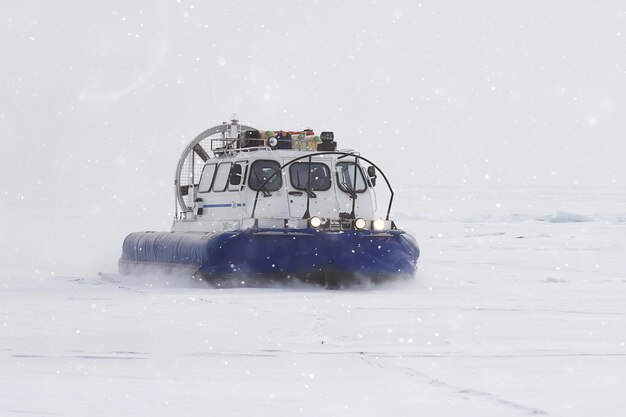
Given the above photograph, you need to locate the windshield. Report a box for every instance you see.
[336,162,367,193]
[289,162,331,191]
[248,160,282,191]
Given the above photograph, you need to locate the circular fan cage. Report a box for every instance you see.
[174,119,255,217]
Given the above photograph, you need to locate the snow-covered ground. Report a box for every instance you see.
[1,186,625,416]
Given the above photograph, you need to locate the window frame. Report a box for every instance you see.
[289,162,332,191]
[228,161,249,192]
[198,163,218,193]
[212,162,233,193]
[336,161,368,194]
[248,159,283,192]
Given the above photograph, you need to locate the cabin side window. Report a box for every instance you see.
[336,162,367,193]
[228,161,248,192]
[198,163,217,193]
[289,162,331,191]
[248,160,282,191]
[212,162,232,192]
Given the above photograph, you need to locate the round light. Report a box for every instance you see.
[354,218,366,230]
[310,216,322,228]
[268,137,278,147]
[372,219,385,231]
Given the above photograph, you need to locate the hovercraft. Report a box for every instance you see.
[119,115,419,287]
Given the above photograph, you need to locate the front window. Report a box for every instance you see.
[336,162,367,193]
[289,162,331,191]
[248,160,282,191]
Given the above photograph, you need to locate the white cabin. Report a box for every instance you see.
[172,117,393,233]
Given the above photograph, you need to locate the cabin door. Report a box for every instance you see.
[334,161,376,219]
[286,160,337,219]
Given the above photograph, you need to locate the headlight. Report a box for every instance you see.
[354,218,366,230]
[309,216,322,228]
[372,218,385,231]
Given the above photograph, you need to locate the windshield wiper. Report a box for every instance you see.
[296,169,304,188]
[253,169,272,197]
[341,181,357,199]
[296,169,316,198]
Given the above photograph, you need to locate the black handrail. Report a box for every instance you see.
[250,151,395,221]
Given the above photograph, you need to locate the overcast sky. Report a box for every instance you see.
[2,0,625,200]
